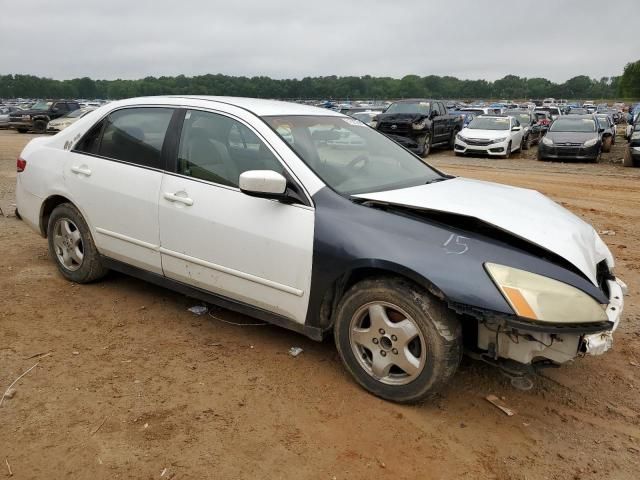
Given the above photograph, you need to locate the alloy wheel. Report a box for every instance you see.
[52,218,84,271]
[349,301,426,385]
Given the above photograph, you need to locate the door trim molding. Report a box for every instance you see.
[96,227,160,250]
[159,247,304,297]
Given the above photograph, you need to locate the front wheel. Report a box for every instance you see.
[333,277,462,403]
[502,141,512,159]
[602,136,612,153]
[17,128,29,134]
[420,133,432,158]
[33,120,47,134]
[47,203,108,283]
[522,134,531,151]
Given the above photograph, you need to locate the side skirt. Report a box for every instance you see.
[100,256,324,341]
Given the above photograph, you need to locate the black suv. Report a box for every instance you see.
[374,99,463,157]
[9,100,81,133]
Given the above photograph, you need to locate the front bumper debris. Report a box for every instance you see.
[582,277,626,355]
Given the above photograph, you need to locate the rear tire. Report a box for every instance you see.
[47,203,108,283]
[448,129,459,149]
[333,277,462,403]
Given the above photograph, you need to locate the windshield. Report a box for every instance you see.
[549,118,596,132]
[263,115,444,195]
[467,117,510,130]
[505,112,530,124]
[385,102,430,115]
[30,101,53,111]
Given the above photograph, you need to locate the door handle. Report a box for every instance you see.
[163,192,194,206]
[71,165,92,176]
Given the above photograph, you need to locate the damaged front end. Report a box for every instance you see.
[470,275,626,369]
[375,113,430,154]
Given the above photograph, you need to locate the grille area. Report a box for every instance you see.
[464,138,493,146]
[378,123,411,134]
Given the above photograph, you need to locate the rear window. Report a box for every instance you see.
[76,107,174,168]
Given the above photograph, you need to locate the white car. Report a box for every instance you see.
[454,115,524,158]
[15,96,625,403]
[47,107,95,132]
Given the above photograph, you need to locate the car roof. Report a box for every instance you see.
[105,95,343,117]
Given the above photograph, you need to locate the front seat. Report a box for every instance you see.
[183,127,239,186]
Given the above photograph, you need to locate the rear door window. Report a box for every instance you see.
[97,108,174,168]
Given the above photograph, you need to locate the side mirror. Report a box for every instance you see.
[239,170,288,200]
[598,128,605,133]
[511,126,522,131]
[430,110,438,119]
[51,107,59,113]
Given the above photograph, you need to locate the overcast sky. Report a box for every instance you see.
[2,0,639,82]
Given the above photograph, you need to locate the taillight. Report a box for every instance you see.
[17,157,26,172]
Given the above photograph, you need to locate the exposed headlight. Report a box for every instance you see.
[370,121,377,128]
[542,136,553,146]
[412,119,428,130]
[630,132,640,140]
[491,137,507,144]
[583,138,598,147]
[21,114,31,120]
[485,263,607,323]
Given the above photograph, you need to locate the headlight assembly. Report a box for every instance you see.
[412,119,428,130]
[583,138,598,147]
[456,133,467,142]
[492,137,507,143]
[630,132,640,140]
[485,263,607,323]
[542,136,553,146]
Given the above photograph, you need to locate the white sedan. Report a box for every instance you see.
[15,96,625,403]
[454,115,524,158]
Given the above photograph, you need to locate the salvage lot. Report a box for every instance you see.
[1,129,639,479]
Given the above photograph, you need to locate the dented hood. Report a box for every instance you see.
[355,177,613,285]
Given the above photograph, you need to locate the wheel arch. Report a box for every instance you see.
[315,260,447,332]
[39,194,74,237]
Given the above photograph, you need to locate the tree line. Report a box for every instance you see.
[1,60,638,100]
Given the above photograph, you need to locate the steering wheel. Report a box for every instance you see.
[347,153,370,171]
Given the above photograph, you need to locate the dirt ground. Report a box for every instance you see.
[1,129,639,480]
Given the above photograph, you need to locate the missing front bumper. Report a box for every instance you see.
[477,277,626,364]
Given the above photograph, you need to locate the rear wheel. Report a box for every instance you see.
[333,277,462,403]
[47,203,108,283]
[448,129,459,149]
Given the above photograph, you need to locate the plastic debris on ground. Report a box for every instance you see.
[289,347,304,357]
[188,305,209,315]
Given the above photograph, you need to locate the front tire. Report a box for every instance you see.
[420,133,432,158]
[47,203,108,283]
[17,128,29,134]
[33,120,47,134]
[502,141,512,159]
[602,136,612,153]
[333,277,462,403]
